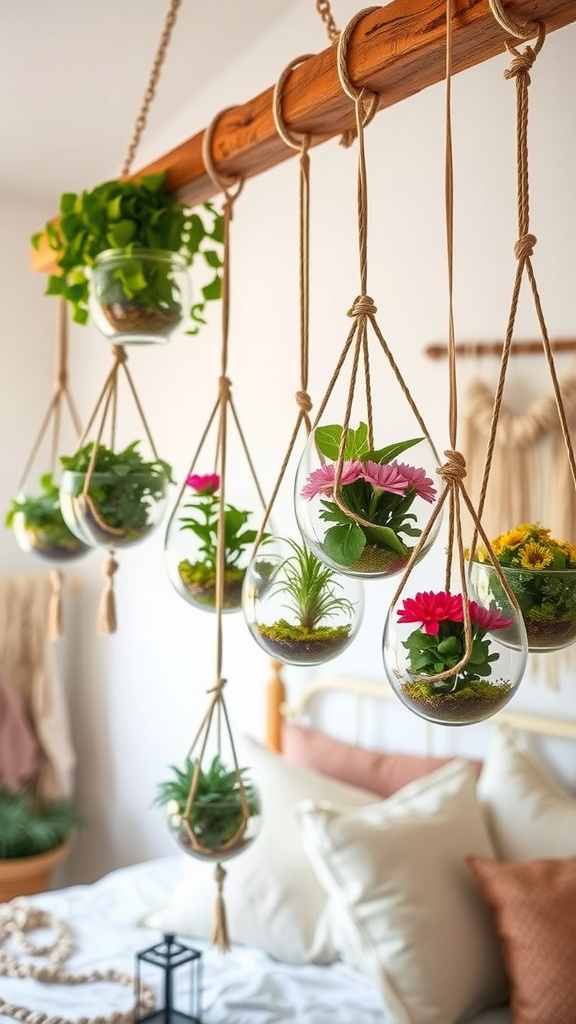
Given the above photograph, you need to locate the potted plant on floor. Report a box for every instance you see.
[59,441,173,548]
[296,422,439,578]
[33,172,223,344]
[0,788,79,901]
[469,523,576,652]
[5,472,90,561]
[155,755,260,862]
[243,537,364,665]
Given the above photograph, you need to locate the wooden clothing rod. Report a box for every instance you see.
[425,339,576,358]
[31,0,576,274]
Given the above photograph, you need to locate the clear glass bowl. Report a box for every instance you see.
[59,469,168,548]
[89,248,190,345]
[12,511,91,562]
[166,790,261,863]
[469,560,576,653]
[242,537,364,665]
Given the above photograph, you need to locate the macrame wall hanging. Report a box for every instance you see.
[6,300,89,640]
[464,4,576,662]
[382,0,529,725]
[241,55,364,668]
[161,114,266,952]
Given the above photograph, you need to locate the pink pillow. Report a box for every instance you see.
[281,721,482,797]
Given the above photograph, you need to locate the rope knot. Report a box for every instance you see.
[209,676,227,697]
[219,375,232,401]
[103,555,119,579]
[514,233,537,261]
[504,45,537,81]
[296,390,312,413]
[438,449,467,482]
[112,346,128,365]
[347,295,377,318]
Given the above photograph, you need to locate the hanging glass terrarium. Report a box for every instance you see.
[7,473,90,562]
[243,536,364,665]
[89,248,191,346]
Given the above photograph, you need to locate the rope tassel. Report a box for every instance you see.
[97,554,119,635]
[210,862,230,952]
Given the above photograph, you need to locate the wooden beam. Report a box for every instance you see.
[32,0,576,273]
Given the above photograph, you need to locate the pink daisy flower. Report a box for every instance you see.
[301,461,363,500]
[468,600,512,631]
[360,461,408,496]
[186,473,220,495]
[397,590,464,635]
[391,461,437,504]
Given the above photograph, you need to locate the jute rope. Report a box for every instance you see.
[0,899,155,1024]
[15,300,83,641]
[470,18,576,562]
[316,0,340,44]
[120,0,182,177]
[78,347,163,635]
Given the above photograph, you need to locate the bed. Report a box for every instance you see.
[2,667,576,1024]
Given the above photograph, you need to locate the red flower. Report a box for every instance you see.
[468,600,512,631]
[391,461,437,504]
[397,590,463,635]
[186,473,220,495]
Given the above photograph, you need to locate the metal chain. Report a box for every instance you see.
[316,0,340,43]
[120,0,182,176]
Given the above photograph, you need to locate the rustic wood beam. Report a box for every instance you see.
[32,0,576,273]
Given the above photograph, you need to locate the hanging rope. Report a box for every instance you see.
[120,0,183,177]
[316,0,340,44]
[0,899,155,1024]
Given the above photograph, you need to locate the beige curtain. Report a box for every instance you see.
[0,573,75,801]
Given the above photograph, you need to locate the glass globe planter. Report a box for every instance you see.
[12,509,90,562]
[294,422,441,580]
[383,587,527,726]
[89,248,190,345]
[165,472,261,614]
[243,537,364,665]
[59,468,168,548]
[469,560,576,653]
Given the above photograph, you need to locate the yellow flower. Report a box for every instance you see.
[501,526,531,548]
[518,540,553,570]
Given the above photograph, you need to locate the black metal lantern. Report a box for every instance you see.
[135,932,202,1023]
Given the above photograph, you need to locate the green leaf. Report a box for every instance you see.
[30,231,43,250]
[362,524,408,555]
[203,249,222,269]
[107,219,137,248]
[314,424,343,460]
[45,275,66,296]
[365,437,424,464]
[202,274,222,301]
[323,523,366,565]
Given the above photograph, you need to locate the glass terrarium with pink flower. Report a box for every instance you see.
[164,472,261,613]
[295,421,441,579]
[383,588,527,725]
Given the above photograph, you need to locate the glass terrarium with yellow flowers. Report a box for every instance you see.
[468,523,576,652]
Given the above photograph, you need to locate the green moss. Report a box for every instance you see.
[257,619,351,643]
[255,619,352,664]
[401,678,513,724]
[349,545,410,574]
[178,560,245,610]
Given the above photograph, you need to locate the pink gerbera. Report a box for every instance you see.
[186,472,220,495]
[468,600,512,631]
[391,461,437,504]
[301,460,363,499]
[397,590,464,635]
[360,461,408,496]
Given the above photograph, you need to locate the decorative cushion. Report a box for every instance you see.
[469,856,576,1024]
[282,720,482,795]
[478,726,576,860]
[144,735,379,964]
[298,760,507,1024]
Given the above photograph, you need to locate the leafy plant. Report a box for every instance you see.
[32,172,223,334]
[60,441,172,536]
[301,423,437,569]
[267,537,355,632]
[0,789,80,859]
[155,755,258,851]
[5,472,85,554]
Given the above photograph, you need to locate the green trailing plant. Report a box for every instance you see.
[0,789,80,860]
[5,472,86,556]
[32,172,223,334]
[60,441,172,537]
[154,755,259,851]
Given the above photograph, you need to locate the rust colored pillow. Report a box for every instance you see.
[281,721,481,797]
[468,856,576,1024]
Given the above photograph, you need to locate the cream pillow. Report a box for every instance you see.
[477,726,576,861]
[298,760,507,1024]
[144,734,378,964]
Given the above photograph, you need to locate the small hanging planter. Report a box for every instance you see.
[156,753,261,863]
[6,472,90,562]
[166,472,259,613]
[384,588,527,725]
[296,422,439,579]
[59,441,171,549]
[244,536,363,665]
[469,523,576,652]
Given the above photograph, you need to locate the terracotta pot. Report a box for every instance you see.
[0,839,71,903]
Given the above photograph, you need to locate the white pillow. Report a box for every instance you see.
[477,725,576,861]
[144,734,378,964]
[298,760,507,1024]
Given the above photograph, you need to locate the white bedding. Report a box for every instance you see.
[0,856,511,1024]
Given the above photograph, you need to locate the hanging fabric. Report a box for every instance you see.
[6,300,88,639]
[242,55,364,667]
[380,0,529,725]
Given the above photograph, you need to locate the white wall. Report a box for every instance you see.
[2,0,576,883]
